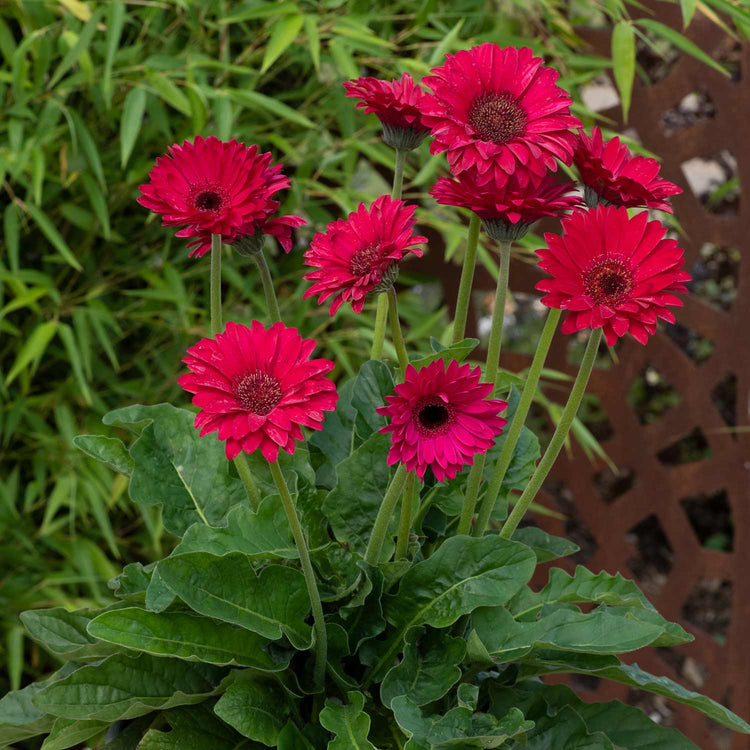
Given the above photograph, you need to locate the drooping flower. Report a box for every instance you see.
[430,170,581,241]
[303,195,427,316]
[574,127,682,212]
[420,44,580,185]
[376,359,507,482]
[535,206,691,346]
[343,73,432,150]
[178,321,338,461]
[138,136,290,245]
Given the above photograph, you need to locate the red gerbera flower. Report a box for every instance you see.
[178,321,338,462]
[535,206,691,346]
[574,127,682,212]
[303,195,427,316]
[376,359,507,482]
[138,136,289,240]
[421,44,580,185]
[343,73,431,150]
[431,170,581,240]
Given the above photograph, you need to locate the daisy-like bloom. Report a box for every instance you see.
[178,321,338,462]
[343,73,432,150]
[376,359,507,482]
[138,136,289,240]
[421,44,580,185]
[303,195,427,316]
[431,170,581,241]
[574,127,682,212]
[535,206,691,346]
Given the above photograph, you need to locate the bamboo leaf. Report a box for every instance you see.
[47,8,102,90]
[120,86,147,168]
[611,21,636,121]
[680,0,699,26]
[24,204,82,271]
[103,0,126,108]
[5,321,58,386]
[224,89,315,128]
[303,15,320,73]
[260,14,304,74]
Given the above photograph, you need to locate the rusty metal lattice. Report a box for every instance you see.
[415,5,749,748]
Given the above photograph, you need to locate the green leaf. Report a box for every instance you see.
[57,322,92,404]
[25,204,82,271]
[428,706,533,747]
[138,705,248,750]
[541,566,652,608]
[87,607,288,671]
[302,16,320,73]
[120,86,147,168]
[511,527,579,563]
[3,202,20,273]
[278,720,315,749]
[103,0,125,108]
[148,72,191,115]
[225,89,315,128]
[513,704,611,750]
[157,552,312,648]
[32,653,229,722]
[0,679,55,747]
[71,111,105,189]
[261,14,304,74]
[41,718,108,750]
[220,2,301,23]
[20,608,115,661]
[309,378,356,488]
[611,21,635,121]
[351,359,393,437]
[680,0,698,27]
[109,562,153,599]
[410,338,479,370]
[102,404,248,536]
[73,435,134,475]
[703,0,750,30]
[4,320,58,386]
[319,691,378,750]
[381,627,465,708]
[636,19,730,77]
[47,8,102,90]
[214,678,289,746]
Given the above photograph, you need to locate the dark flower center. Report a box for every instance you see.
[414,398,454,436]
[584,255,634,307]
[234,371,282,415]
[350,243,381,276]
[190,183,229,214]
[468,92,527,145]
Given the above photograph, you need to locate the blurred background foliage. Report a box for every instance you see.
[1,0,748,693]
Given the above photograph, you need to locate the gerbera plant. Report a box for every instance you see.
[5,42,749,750]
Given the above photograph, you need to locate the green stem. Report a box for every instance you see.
[474,308,561,537]
[387,287,409,374]
[395,471,417,560]
[484,239,511,388]
[364,464,408,565]
[210,233,223,336]
[371,294,389,360]
[456,454,486,536]
[391,148,406,200]
[452,213,480,344]
[252,248,282,324]
[233,453,261,512]
[499,327,603,539]
[269,461,327,690]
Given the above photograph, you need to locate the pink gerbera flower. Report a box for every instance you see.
[376,359,507,482]
[421,44,580,185]
[138,136,290,242]
[343,73,431,150]
[574,127,682,212]
[178,321,338,461]
[431,170,581,241]
[303,195,427,316]
[535,206,691,346]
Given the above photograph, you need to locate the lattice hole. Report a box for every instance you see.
[657,646,711,689]
[579,394,614,443]
[593,466,636,504]
[664,322,715,365]
[681,150,739,216]
[566,329,614,369]
[543,481,598,565]
[681,578,732,643]
[627,514,673,596]
[657,427,710,466]
[570,673,602,693]
[711,372,737,432]
[688,244,740,311]
[660,90,716,137]
[494,291,546,355]
[628,364,682,425]
[636,31,680,84]
[625,690,677,726]
[681,490,733,552]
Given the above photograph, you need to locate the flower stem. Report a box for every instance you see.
[364,464,408,565]
[252,248,282,324]
[269,460,327,690]
[210,233,223,336]
[371,294,389,360]
[485,239,511,388]
[233,452,261,512]
[387,287,409,374]
[474,308,561,537]
[395,471,417,560]
[499,327,603,539]
[392,148,406,200]
[456,455,485,536]
[452,213,480,344]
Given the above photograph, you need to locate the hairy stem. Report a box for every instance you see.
[395,471,417,560]
[387,287,409,374]
[452,214,480,344]
[484,239,511,388]
[364,464,408,565]
[233,452,261,512]
[252,248,282,324]
[210,233,223,336]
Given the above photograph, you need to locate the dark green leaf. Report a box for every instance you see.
[74,435,134,476]
[225,89,315,128]
[120,87,147,168]
[511,527,579,563]
[319,691,377,750]
[41,718,108,750]
[0,679,55,747]
[20,608,115,661]
[278,720,315,749]
[261,14,304,74]
[214,678,288,745]
[138,705,249,750]
[410,338,479,370]
[47,9,102,90]
[351,359,393,437]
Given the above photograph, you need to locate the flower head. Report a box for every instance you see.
[376,359,507,481]
[431,170,581,241]
[303,195,427,316]
[574,127,682,212]
[535,206,691,346]
[421,44,580,185]
[178,321,338,461]
[343,73,431,150]
[138,136,290,244]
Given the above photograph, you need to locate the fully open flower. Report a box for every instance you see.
[303,195,427,316]
[138,136,290,242]
[574,127,682,212]
[431,170,581,240]
[178,321,338,461]
[421,44,580,185]
[343,73,431,150]
[535,206,690,346]
[376,359,507,481]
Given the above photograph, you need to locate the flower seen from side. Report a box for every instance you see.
[377,359,508,482]
[535,205,691,346]
[178,321,338,462]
